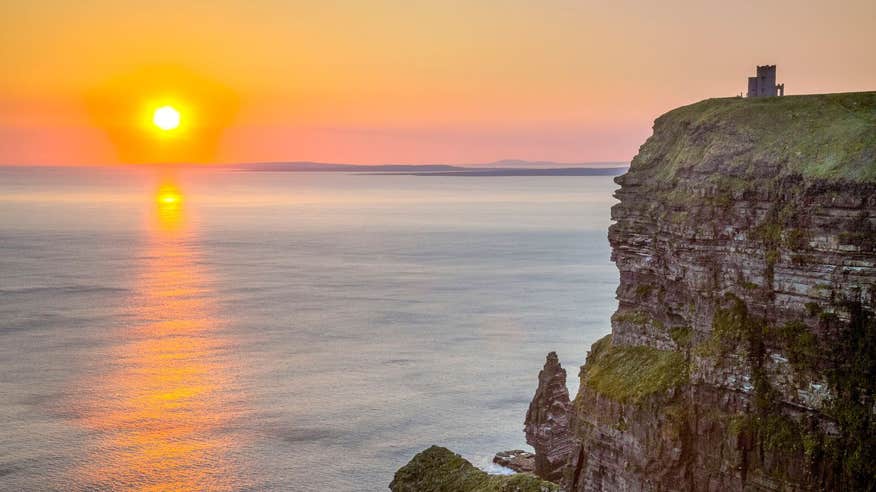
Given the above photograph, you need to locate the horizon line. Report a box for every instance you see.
[0,159,632,169]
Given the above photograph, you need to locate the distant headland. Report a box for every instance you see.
[233,160,629,177]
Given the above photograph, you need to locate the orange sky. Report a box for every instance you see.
[1,0,874,165]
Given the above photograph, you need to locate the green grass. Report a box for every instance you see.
[582,335,688,403]
[773,321,818,371]
[612,310,650,325]
[669,326,692,347]
[631,92,876,183]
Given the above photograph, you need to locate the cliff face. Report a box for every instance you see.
[566,92,876,491]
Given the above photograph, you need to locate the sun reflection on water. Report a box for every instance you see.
[155,183,185,232]
[74,179,247,490]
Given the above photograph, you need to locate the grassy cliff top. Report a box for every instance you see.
[630,92,876,182]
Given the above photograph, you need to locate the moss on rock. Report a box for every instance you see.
[389,446,559,492]
[581,335,688,404]
[611,310,651,326]
[702,293,876,488]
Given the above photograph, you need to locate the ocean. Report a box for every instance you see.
[0,166,619,490]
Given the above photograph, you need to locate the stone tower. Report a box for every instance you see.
[746,65,784,97]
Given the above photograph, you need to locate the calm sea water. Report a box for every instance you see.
[0,166,619,491]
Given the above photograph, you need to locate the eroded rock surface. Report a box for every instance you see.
[565,92,876,491]
[493,450,536,474]
[524,352,574,483]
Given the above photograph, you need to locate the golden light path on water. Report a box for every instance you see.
[73,178,246,490]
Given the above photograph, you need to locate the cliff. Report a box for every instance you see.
[566,92,875,491]
[391,92,876,491]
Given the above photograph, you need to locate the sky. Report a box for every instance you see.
[1,0,874,166]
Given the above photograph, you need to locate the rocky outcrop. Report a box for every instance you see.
[494,450,536,474]
[524,352,575,482]
[390,446,558,492]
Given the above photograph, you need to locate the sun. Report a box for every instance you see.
[152,105,181,131]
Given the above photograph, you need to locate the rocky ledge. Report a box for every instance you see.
[390,446,558,492]
[493,450,536,474]
[391,92,876,490]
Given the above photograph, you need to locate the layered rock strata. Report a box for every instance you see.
[524,352,575,483]
[565,92,876,491]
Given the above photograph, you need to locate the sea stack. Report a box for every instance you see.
[524,351,574,483]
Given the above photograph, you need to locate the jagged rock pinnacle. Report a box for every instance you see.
[524,351,574,483]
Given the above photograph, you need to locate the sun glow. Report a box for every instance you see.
[153,105,181,131]
[85,66,238,163]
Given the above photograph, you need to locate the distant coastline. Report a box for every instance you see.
[235,160,629,176]
[362,167,627,177]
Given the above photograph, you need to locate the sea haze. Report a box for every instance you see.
[0,166,619,490]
